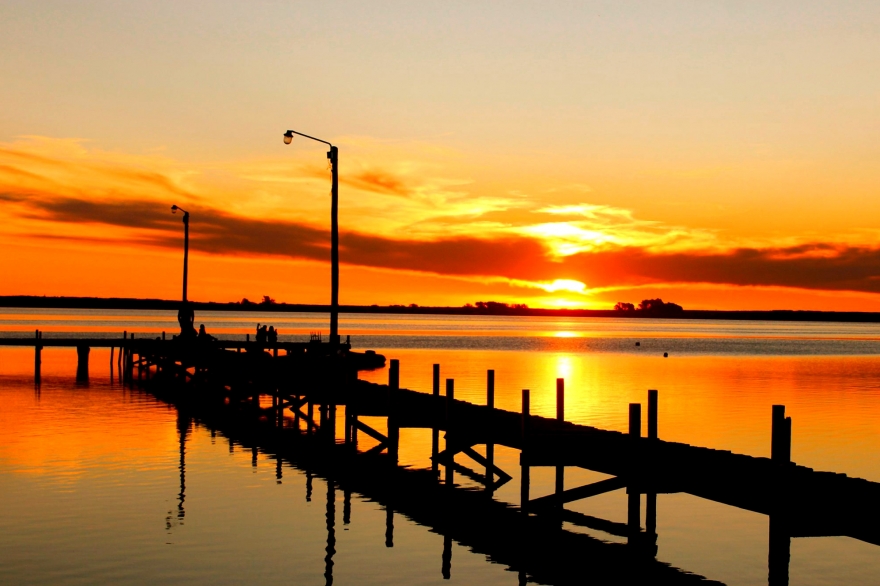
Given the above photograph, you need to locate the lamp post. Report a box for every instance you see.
[283,129,339,346]
[171,205,194,337]
[171,205,190,302]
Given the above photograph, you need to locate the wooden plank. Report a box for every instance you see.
[460,446,512,484]
[353,419,388,444]
[529,476,627,509]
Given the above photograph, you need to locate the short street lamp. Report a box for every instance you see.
[283,129,340,346]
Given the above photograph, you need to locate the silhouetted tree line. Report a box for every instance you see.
[239,296,277,306]
[614,298,683,315]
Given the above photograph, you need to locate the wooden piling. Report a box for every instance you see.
[646,491,657,537]
[771,405,792,465]
[445,378,454,487]
[76,345,90,382]
[388,359,400,462]
[555,378,565,507]
[646,390,659,553]
[34,329,41,383]
[629,403,641,437]
[118,331,125,371]
[343,402,352,445]
[432,364,440,475]
[628,402,641,541]
[486,369,495,491]
[521,389,530,515]
[109,345,114,373]
[648,390,658,440]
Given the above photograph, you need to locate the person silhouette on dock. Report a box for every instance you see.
[256,324,268,343]
[177,304,196,339]
[268,326,278,343]
[198,324,216,341]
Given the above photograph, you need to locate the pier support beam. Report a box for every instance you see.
[34,329,42,384]
[486,369,495,493]
[445,378,455,487]
[555,378,565,510]
[771,405,792,465]
[521,389,530,515]
[646,389,659,556]
[431,364,440,475]
[769,404,792,586]
[76,345,90,383]
[627,403,641,545]
[388,359,400,463]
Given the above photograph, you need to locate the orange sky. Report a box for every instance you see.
[2,3,880,310]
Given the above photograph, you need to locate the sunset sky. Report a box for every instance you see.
[2,1,879,310]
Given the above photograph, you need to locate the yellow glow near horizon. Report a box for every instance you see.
[539,279,588,294]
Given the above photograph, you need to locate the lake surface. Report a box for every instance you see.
[1,309,879,585]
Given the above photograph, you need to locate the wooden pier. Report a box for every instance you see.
[5,332,879,584]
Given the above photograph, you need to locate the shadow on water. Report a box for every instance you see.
[157,394,723,585]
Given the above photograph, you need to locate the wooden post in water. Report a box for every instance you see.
[521,389,530,515]
[486,369,495,491]
[646,390,659,555]
[768,404,792,584]
[445,378,455,487]
[388,359,400,463]
[771,405,792,465]
[648,390,658,440]
[76,345,90,383]
[118,331,125,372]
[431,364,440,475]
[109,345,114,375]
[34,329,41,383]
[628,403,641,542]
[555,378,565,508]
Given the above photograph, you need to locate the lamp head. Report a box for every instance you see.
[171,205,178,214]
[283,130,294,145]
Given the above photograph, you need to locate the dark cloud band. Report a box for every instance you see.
[11,194,880,294]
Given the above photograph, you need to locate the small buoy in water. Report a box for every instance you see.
[635,341,640,347]
[663,352,668,358]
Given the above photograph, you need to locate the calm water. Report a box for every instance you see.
[1,309,879,585]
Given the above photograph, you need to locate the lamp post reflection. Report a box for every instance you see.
[166,412,190,531]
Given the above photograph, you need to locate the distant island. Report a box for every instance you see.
[2,295,880,323]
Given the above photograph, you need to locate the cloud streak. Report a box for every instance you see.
[10,193,880,295]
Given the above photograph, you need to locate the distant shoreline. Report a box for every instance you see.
[2,295,880,324]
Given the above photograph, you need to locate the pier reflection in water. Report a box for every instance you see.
[2,335,880,585]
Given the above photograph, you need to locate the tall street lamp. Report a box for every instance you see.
[171,205,190,302]
[171,205,194,337]
[283,129,340,346]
